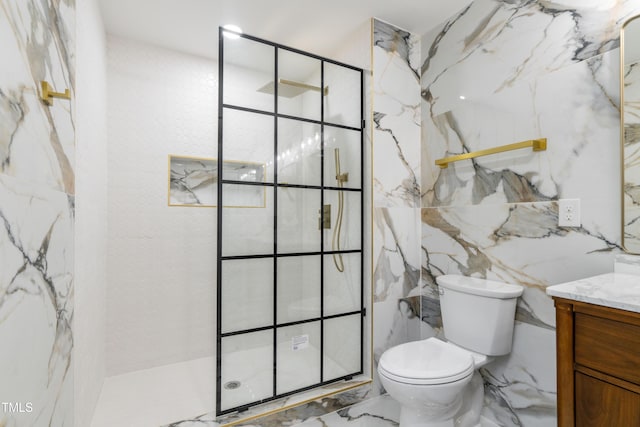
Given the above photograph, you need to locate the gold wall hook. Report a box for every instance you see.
[41,80,70,105]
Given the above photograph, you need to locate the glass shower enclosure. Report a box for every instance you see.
[216,29,365,415]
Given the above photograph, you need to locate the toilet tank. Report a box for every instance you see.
[436,275,524,356]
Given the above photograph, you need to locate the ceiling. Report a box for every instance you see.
[98,0,473,60]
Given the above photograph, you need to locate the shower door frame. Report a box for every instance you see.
[216,28,365,416]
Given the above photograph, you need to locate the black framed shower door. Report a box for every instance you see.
[216,28,365,415]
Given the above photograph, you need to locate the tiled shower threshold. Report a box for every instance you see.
[188,377,371,427]
[90,356,372,427]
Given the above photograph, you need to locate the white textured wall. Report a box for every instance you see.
[106,37,217,375]
[75,0,108,424]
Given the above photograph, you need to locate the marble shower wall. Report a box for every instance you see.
[421,0,640,425]
[373,19,421,207]
[0,0,75,426]
[371,19,423,394]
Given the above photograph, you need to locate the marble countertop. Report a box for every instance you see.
[546,273,640,314]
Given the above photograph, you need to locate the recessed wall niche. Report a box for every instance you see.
[168,155,265,207]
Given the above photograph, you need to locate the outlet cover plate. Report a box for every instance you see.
[558,198,581,227]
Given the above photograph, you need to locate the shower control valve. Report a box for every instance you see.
[319,204,331,229]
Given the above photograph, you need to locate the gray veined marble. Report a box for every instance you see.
[0,0,75,425]
[373,20,420,79]
[480,322,557,427]
[0,87,26,169]
[418,4,632,423]
[372,207,423,394]
[294,395,400,427]
[0,0,76,195]
[371,17,427,408]
[0,175,75,426]
[421,201,618,329]
[422,0,640,109]
[163,382,373,427]
[547,272,640,313]
[169,156,217,206]
[370,21,424,382]
[372,19,421,208]
[372,112,421,207]
[420,199,615,425]
[373,208,420,302]
[422,48,621,209]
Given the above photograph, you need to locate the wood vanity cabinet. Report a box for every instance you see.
[553,297,640,427]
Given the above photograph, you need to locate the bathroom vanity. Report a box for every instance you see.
[547,273,640,427]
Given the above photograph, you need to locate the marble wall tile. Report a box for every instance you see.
[481,322,556,427]
[0,0,75,195]
[420,202,574,426]
[373,19,421,208]
[0,0,75,425]
[422,0,640,121]
[422,201,616,329]
[420,2,638,425]
[168,156,217,206]
[372,207,421,394]
[422,48,620,209]
[369,18,425,401]
[0,174,74,426]
[420,0,631,235]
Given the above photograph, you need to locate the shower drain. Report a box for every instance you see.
[224,380,241,390]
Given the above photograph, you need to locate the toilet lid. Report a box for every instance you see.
[378,338,474,385]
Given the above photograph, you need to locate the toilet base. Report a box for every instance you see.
[399,399,460,427]
[396,372,485,427]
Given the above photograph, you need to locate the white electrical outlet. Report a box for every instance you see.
[558,199,581,227]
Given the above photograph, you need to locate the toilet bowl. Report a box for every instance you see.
[378,275,523,427]
[378,338,487,426]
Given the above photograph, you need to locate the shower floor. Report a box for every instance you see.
[91,356,216,427]
[90,352,369,427]
[220,340,358,412]
[90,361,498,427]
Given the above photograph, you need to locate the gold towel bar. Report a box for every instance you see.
[435,138,547,169]
[41,81,70,106]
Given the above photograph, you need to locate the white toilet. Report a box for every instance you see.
[378,275,524,427]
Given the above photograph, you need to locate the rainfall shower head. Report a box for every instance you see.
[257,79,328,98]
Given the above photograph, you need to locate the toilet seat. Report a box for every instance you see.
[378,338,474,385]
